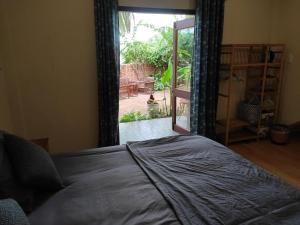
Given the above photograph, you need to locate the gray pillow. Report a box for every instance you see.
[0,199,30,225]
[4,133,63,192]
[0,133,34,214]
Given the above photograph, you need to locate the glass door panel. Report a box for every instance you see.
[176,27,194,92]
[172,18,195,133]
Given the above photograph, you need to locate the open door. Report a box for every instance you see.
[172,18,195,134]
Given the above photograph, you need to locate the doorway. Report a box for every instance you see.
[118,10,194,144]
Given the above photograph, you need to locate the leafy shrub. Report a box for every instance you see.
[148,109,169,119]
[121,24,193,71]
[153,73,164,91]
[120,112,148,123]
[121,41,152,64]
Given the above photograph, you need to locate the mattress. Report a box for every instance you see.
[28,136,300,225]
[29,145,180,225]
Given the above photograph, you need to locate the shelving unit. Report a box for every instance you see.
[217,44,285,145]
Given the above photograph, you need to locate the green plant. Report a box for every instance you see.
[177,65,191,87]
[153,72,164,91]
[148,109,168,119]
[120,111,148,123]
[160,59,173,116]
[120,21,193,118]
[121,23,193,70]
[121,41,153,64]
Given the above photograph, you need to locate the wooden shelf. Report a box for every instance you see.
[218,44,285,146]
[232,63,265,68]
[266,75,277,79]
[262,108,276,113]
[229,129,257,143]
[218,93,229,98]
[268,63,281,67]
[248,75,277,80]
[220,64,230,70]
[217,119,250,130]
[221,63,265,69]
[217,129,257,144]
[248,89,276,95]
[247,75,263,79]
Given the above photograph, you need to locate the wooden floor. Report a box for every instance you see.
[231,135,300,189]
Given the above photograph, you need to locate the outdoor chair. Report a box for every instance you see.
[119,77,130,99]
[137,76,155,94]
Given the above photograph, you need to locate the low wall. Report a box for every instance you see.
[120,64,156,81]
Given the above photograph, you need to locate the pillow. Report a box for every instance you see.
[0,199,30,225]
[4,133,64,192]
[0,133,34,213]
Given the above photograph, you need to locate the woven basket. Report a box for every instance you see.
[238,102,261,125]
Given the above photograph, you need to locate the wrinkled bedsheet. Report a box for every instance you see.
[127,135,300,225]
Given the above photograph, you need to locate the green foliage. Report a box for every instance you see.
[119,110,169,122]
[121,23,193,70]
[177,65,191,84]
[154,59,173,91]
[120,112,148,123]
[153,73,164,91]
[161,59,173,87]
[121,41,152,64]
[148,108,168,119]
[121,21,194,93]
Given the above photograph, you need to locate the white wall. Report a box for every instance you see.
[0,0,99,153]
[270,0,300,124]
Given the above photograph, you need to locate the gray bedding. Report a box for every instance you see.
[127,135,300,225]
[29,135,300,225]
[29,145,179,225]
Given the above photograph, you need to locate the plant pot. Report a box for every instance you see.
[270,124,290,145]
[147,103,160,118]
[147,103,159,111]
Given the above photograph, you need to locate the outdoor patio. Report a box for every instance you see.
[119,90,171,117]
[119,117,178,144]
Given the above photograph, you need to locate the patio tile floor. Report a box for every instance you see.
[119,90,171,118]
[119,117,178,144]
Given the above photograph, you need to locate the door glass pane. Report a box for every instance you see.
[176,27,194,92]
[175,97,190,131]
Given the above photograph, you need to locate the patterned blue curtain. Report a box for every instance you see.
[190,0,225,139]
[94,0,120,147]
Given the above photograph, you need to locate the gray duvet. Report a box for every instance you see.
[29,135,300,225]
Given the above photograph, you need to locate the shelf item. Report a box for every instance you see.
[217,44,285,146]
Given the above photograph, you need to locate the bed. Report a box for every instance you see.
[27,135,300,225]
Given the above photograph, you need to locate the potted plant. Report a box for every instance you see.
[270,124,290,144]
[147,94,159,118]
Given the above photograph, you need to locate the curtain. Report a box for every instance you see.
[190,0,225,139]
[94,0,120,147]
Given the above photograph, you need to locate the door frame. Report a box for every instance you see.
[172,18,195,134]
